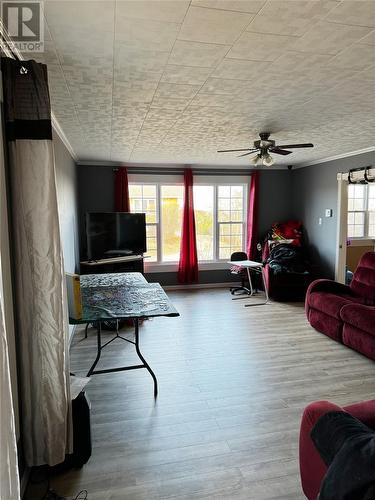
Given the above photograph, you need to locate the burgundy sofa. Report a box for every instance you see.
[305,252,375,358]
[299,399,375,499]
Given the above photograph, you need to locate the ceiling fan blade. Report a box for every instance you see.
[269,148,292,156]
[276,143,314,149]
[237,151,258,157]
[217,148,257,153]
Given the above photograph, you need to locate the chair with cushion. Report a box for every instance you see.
[229,251,251,295]
[305,252,375,344]
[299,398,375,499]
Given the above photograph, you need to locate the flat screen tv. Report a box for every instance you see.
[86,212,146,260]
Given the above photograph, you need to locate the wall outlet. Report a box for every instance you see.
[325,209,333,217]
[318,217,322,225]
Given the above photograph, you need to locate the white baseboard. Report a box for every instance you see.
[163,282,239,291]
[69,324,78,347]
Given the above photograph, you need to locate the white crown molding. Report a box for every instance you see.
[0,23,77,161]
[76,159,288,170]
[294,145,375,170]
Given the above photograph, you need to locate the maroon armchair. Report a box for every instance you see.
[305,252,375,358]
[299,399,375,499]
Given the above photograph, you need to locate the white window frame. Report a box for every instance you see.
[348,183,375,240]
[215,183,248,262]
[128,173,250,272]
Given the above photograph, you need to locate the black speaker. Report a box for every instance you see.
[69,391,92,468]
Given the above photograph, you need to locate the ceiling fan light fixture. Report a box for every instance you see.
[250,154,262,165]
[262,152,274,167]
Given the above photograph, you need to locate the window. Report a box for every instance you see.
[217,185,245,260]
[347,184,375,239]
[129,179,248,264]
[129,184,158,261]
[194,186,214,261]
[160,185,183,262]
[193,183,247,261]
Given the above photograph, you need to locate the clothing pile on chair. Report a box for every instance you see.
[267,244,310,275]
[261,220,313,301]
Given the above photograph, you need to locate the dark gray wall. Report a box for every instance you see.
[76,166,293,285]
[77,165,114,255]
[258,169,293,237]
[292,151,375,278]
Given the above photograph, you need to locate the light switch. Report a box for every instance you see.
[325,209,332,217]
[319,217,322,225]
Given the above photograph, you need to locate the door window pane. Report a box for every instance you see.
[194,186,214,261]
[161,185,183,262]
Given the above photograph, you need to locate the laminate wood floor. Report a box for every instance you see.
[35,290,375,499]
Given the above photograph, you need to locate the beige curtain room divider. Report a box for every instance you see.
[2,57,71,467]
[0,287,20,499]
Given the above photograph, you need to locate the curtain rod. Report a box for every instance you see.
[112,167,253,176]
[337,166,375,183]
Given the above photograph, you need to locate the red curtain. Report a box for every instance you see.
[178,169,198,284]
[246,171,259,260]
[114,167,130,212]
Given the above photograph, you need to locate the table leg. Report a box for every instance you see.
[134,318,158,398]
[232,267,254,300]
[87,321,102,376]
[244,267,269,307]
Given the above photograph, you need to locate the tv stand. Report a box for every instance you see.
[80,254,147,275]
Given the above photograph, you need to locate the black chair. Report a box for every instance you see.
[229,251,251,295]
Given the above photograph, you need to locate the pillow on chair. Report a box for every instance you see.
[311,411,375,500]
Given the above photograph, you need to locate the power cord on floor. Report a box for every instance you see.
[28,471,88,500]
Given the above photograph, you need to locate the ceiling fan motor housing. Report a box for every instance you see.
[254,138,275,151]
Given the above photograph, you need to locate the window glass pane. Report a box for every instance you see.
[219,247,231,260]
[218,186,230,197]
[354,212,364,225]
[347,212,354,225]
[231,234,242,247]
[218,198,230,210]
[220,224,230,235]
[231,223,242,235]
[348,199,354,211]
[143,185,156,197]
[354,184,365,198]
[194,186,214,261]
[129,185,142,197]
[369,225,375,238]
[129,184,158,260]
[231,198,242,210]
[354,225,364,237]
[231,185,243,198]
[146,225,156,238]
[130,199,142,211]
[354,198,365,210]
[348,225,355,238]
[218,210,230,222]
[231,210,242,222]
[219,234,231,247]
[161,185,183,262]
[369,184,375,199]
[369,212,375,225]
[146,212,157,224]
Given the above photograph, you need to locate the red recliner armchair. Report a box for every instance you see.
[305,252,375,358]
[299,399,375,499]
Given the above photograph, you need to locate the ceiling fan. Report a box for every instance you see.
[217,132,314,166]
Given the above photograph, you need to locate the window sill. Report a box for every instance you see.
[347,238,375,246]
[144,261,231,273]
